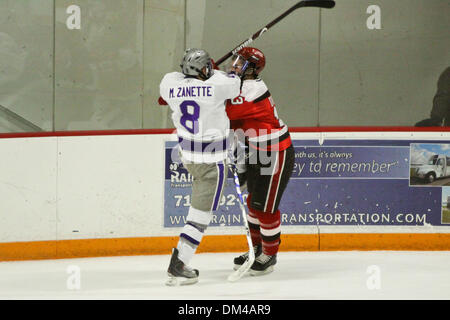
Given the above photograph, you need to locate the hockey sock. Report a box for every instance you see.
[247,194,262,246]
[176,207,212,265]
[257,209,281,256]
[177,221,207,266]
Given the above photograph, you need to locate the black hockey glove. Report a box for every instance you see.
[237,171,247,188]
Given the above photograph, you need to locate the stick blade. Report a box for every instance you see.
[227,254,255,282]
[227,262,251,282]
[297,0,336,9]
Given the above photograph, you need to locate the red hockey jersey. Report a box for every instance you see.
[226,79,292,151]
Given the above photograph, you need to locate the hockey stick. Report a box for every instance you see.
[227,162,255,282]
[215,0,336,66]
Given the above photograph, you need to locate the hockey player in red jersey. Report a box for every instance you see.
[226,47,295,276]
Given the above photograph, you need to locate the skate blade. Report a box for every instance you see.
[166,275,198,287]
[249,266,274,276]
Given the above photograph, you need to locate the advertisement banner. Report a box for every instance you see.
[164,139,450,228]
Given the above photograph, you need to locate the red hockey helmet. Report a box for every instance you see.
[237,47,266,75]
[227,47,266,77]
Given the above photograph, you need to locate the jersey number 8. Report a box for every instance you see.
[180,100,200,134]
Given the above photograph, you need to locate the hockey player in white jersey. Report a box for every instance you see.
[159,48,241,285]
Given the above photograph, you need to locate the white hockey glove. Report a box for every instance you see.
[231,138,248,191]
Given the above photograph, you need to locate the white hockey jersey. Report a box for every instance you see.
[160,70,241,163]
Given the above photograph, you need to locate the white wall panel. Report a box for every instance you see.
[0,137,57,242]
[56,134,168,240]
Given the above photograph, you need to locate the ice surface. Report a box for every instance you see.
[1,251,449,300]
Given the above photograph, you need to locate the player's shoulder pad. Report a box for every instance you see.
[161,71,184,84]
[211,70,237,79]
[241,79,269,102]
[207,70,240,84]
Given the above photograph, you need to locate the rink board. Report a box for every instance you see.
[1,128,450,261]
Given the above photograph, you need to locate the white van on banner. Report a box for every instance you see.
[410,143,450,184]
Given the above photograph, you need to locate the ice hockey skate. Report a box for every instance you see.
[166,248,199,286]
[249,253,277,276]
[233,244,262,271]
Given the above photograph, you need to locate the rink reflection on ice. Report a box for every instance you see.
[0,251,449,300]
